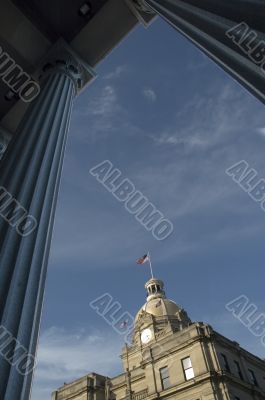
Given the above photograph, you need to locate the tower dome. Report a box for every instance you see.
[134,277,191,330]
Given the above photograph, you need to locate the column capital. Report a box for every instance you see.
[124,0,156,26]
[37,39,96,95]
[130,0,153,13]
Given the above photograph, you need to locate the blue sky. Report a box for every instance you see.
[32,17,265,400]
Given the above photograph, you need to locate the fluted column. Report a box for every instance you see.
[137,0,265,104]
[0,127,11,161]
[0,44,94,400]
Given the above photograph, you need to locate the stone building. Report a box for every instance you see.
[51,278,265,400]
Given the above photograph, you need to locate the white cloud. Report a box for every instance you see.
[186,56,208,71]
[150,84,240,149]
[149,83,265,153]
[153,133,207,147]
[31,327,123,400]
[257,127,265,137]
[89,85,117,116]
[103,65,128,80]
[143,88,157,102]
[72,84,122,140]
[74,85,119,120]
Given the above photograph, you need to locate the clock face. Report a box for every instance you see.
[141,328,153,344]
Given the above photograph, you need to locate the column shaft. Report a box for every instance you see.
[0,69,75,399]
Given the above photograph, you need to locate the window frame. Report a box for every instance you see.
[234,360,244,380]
[181,356,195,381]
[220,353,231,373]
[248,368,258,386]
[159,366,170,390]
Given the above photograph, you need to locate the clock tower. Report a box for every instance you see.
[121,277,191,371]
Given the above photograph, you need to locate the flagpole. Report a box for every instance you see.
[148,251,154,278]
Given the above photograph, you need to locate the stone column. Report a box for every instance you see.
[0,126,11,161]
[0,43,94,400]
[135,0,265,103]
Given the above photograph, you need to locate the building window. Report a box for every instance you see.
[220,353,230,373]
[182,357,195,380]
[159,366,170,390]
[248,369,258,386]
[234,360,243,380]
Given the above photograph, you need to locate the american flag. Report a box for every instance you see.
[136,254,149,265]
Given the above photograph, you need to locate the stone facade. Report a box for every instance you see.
[52,279,265,400]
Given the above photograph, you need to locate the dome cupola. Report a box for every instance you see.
[134,277,191,332]
[145,278,165,301]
